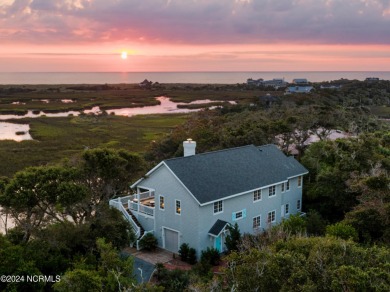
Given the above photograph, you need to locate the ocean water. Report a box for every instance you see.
[0,71,389,85]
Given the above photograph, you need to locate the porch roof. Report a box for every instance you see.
[208,219,230,237]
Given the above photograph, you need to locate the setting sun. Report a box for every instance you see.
[121,51,127,59]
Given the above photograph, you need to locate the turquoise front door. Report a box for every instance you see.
[214,235,222,252]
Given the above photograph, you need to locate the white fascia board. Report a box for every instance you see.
[130,161,165,189]
[287,172,309,179]
[162,162,202,206]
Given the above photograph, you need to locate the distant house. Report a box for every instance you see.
[285,86,314,94]
[247,78,288,89]
[110,141,308,257]
[292,78,308,84]
[365,77,380,82]
[263,78,288,89]
[139,79,153,88]
[258,93,280,108]
[247,78,264,85]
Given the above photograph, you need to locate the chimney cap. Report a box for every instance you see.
[186,138,194,143]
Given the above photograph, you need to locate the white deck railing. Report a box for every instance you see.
[138,190,155,201]
[139,204,154,217]
[109,198,141,238]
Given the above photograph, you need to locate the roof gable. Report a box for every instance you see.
[164,144,308,205]
[208,219,230,237]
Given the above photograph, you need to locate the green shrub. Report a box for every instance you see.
[225,223,241,252]
[187,248,197,265]
[326,222,358,241]
[281,214,306,235]
[305,210,327,236]
[158,269,189,292]
[179,243,190,262]
[138,233,158,251]
[192,260,212,279]
[200,247,220,266]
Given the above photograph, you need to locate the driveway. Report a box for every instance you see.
[122,247,174,283]
[133,257,155,283]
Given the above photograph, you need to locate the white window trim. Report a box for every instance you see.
[233,209,246,221]
[267,210,276,223]
[298,176,302,188]
[213,200,223,215]
[268,185,276,197]
[159,195,165,211]
[175,199,181,215]
[234,211,243,221]
[253,189,262,202]
[285,203,290,215]
[286,180,290,191]
[253,215,261,229]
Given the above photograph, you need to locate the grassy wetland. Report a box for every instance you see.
[0,83,257,177]
[1,80,389,177]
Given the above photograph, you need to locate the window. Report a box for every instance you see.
[281,183,285,192]
[267,210,276,223]
[253,215,261,229]
[269,186,276,197]
[286,180,290,191]
[232,209,246,221]
[175,200,181,215]
[159,195,165,210]
[285,204,289,215]
[214,200,223,214]
[297,200,301,210]
[253,189,262,201]
[298,176,302,187]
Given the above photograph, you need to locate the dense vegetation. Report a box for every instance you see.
[0,79,389,290]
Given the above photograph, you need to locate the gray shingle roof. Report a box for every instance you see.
[208,219,230,237]
[164,144,308,205]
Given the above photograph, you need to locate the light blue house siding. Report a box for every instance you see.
[198,176,303,253]
[135,165,202,254]
[122,144,308,258]
[135,163,304,256]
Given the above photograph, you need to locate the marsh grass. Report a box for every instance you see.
[0,83,260,115]
[0,114,188,177]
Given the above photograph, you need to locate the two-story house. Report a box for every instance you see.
[109,140,308,256]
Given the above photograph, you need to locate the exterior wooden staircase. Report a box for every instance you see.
[126,209,145,238]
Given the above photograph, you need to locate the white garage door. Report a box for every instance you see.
[164,228,179,253]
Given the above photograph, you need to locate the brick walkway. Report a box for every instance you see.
[123,247,193,271]
[123,247,175,265]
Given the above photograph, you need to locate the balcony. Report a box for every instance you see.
[126,190,155,217]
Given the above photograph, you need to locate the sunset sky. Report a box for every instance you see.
[1,0,390,72]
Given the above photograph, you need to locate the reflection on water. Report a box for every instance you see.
[0,96,235,120]
[0,122,32,141]
[106,97,236,116]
